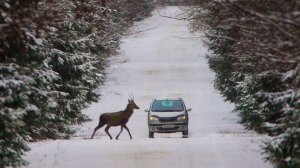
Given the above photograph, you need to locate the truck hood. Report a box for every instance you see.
[150,111,185,118]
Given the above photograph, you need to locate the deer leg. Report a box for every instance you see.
[123,125,132,139]
[105,125,113,140]
[91,125,100,139]
[116,126,124,140]
[91,122,106,139]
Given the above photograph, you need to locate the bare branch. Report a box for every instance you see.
[205,33,237,41]
[226,0,300,43]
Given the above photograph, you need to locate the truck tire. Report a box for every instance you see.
[149,132,154,138]
[182,130,188,138]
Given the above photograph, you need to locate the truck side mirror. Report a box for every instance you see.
[187,108,192,112]
[144,109,150,112]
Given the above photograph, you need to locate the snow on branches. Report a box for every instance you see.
[0,0,154,167]
[189,0,300,167]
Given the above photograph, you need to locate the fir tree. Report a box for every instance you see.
[1,0,155,167]
[189,0,300,167]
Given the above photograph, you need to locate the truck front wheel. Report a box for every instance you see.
[182,129,188,138]
[149,132,154,138]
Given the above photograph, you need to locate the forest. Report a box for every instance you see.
[1,0,299,168]
[0,0,154,167]
[189,0,299,167]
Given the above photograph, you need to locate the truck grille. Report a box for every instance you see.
[159,117,177,122]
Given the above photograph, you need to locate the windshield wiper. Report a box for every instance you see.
[152,110,168,112]
[152,110,182,112]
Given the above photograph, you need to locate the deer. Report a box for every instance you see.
[91,94,139,140]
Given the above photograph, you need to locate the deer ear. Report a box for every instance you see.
[128,99,131,102]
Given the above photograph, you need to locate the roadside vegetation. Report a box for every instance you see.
[0,0,154,167]
[189,0,299,167]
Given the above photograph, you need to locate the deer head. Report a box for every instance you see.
[128,93,139,109]
[128,99,139,109]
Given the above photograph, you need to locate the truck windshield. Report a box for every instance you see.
[151,100,184,112]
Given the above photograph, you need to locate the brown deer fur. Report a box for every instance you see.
[91,99,139,140]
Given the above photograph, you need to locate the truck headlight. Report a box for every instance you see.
[149,115,159,123]
[177,115,187,122]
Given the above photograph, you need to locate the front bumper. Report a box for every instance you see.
[148,123,188,133]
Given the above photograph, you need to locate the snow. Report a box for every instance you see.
[48,100,58,109]
[23,7,271,168]
[282,69,295,81]
[25,105,40,113]
[35,69,61,83]
[25,32,43,46]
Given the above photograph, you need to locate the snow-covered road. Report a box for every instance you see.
[24,7,271,168]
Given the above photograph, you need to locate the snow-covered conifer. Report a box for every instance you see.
[189,0,300,167]
[1,0,154,167]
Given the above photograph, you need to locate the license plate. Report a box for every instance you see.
[162,125,174,129]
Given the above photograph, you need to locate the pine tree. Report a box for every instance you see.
[1,0,43,166]
[189,0,300,167]
[1,0,155,167]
